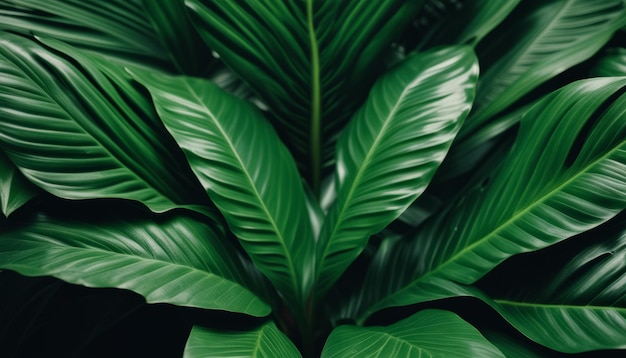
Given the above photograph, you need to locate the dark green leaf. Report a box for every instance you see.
[0,212,269,317]
[0,33,212,215]
[591,47,626,77]
[481,331,545,358]
[184,322,301,358]
[355,77,626,320]
[321,310,503,357]
[185,0,424,192]
[0,151,38,217]
[315,46,478,296]
[129,69,314,310]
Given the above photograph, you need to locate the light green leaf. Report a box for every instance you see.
[465,0,626,134]
[321,309,503,357]
[129,69,314,310]
[0,211,270,317]
[0,33,212,215]
[0,0,171,69]
[591,47,626,77]
[355,77,626,320]
[315,46,478,296]
[0,151,38,217]
[141,0,214,75]
[184,322,301,358]
[185,0,424,192]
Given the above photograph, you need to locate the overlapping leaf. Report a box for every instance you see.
[184,322,301,358]
[315,46,478,296]
[129,69,314,311]
[592,47,626,77]
[0,34,212,214]
[0,151,38,217]
[353,77,626,320]
[0,0,171,69]
[321,310,503,357]
[0,212,269,317]
[185,0,424,192]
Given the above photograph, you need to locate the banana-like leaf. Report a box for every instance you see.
[0,34,213,215]
[591,47,626,77]
[476,215,626,353]
[184,322,301,358]
[465,0,626,135]
[321,309,503,357]
[185,0,423,192]
[0,0,171,70]
[141,0,214,75]
[0,151,38,217]
[129,69,314,310]
[315,46,478,296]
[353,77,626,320]
[0,212,270,317]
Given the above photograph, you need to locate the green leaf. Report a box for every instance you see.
[129,69,314,310]
[476,215,626,353]
[481,331,545,358]
[0,33,212,215]
[465,0,626,134]
[0,151,38,217]
[591,47,626,77]
[185,0,424,192]
[355,77,626,320]
[321,309,503,357]
[184,322,301,358]
[315,46,478,296]
[141,0,214,75]
[0,0,171,70]
[0,210,269,317]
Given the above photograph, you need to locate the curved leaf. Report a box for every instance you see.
[476,215,626,353]
[591,47,626,77]
[0,151,38,217]
[321,309,503,357]
[0,33,211,215]
[184,322,301,358]
[315,46,478,296]
[0,211,269,317]
[355,77,626,320]
[185,0,423,192]
[141,0,214,75]
[0,0,170,69]
[464,0,626,135]
[129,69,314,310]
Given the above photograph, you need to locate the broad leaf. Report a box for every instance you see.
[0,34,212,215]
[184,322,301,358]
[468,0,626,130]
[0,151,38,217]
[186,0,424,192]
[0,210,269,317]
[476,215,626,353]
[0,0,171,70]
[129,69,314,311]
[321,309,503,357]
[591,47,626,77]
[354,77,626,320]
[315,46,478,296]
[141,0,214,75]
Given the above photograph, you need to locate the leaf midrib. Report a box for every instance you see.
[180,79,301,300]
[307,0,322,197]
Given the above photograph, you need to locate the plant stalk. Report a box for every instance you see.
[306,0,321,198]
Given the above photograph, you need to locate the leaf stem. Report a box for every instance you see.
[307,0,321,198]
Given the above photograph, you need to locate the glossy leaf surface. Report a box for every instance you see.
[315,46,478,296]
[0,151,38,217]
[184,322,301,358]
[321,310,503,357]
[0,212,269,316]
[355,77,626,320]
[0,34,210,214]
[130,69,314,308]
[186,0,423,191]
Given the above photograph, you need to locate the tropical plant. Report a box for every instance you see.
[2,0,626,357]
